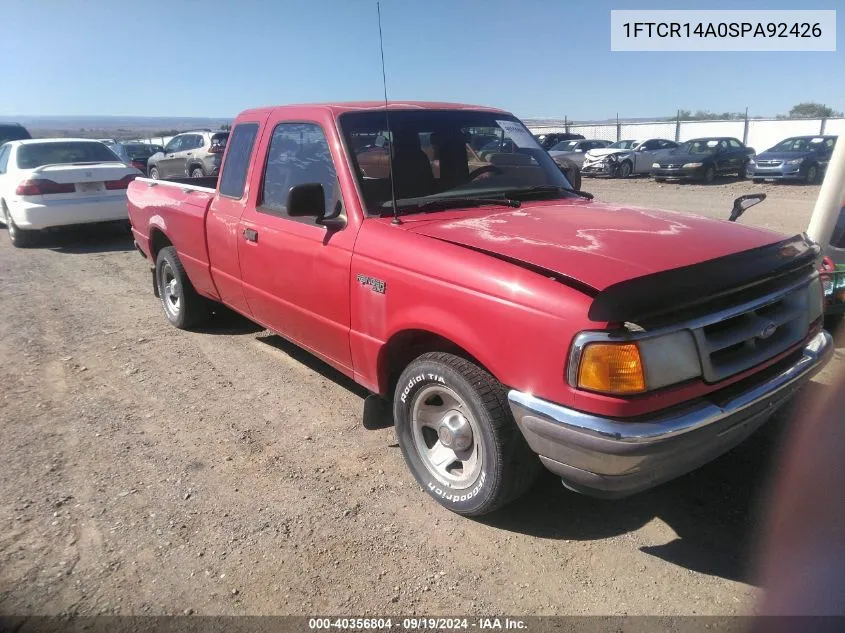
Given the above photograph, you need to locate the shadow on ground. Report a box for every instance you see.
[40,223,135,254]
[479,381,832,585]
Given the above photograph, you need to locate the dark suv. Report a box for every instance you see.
[0,123,32,145]
[146,130,229,179]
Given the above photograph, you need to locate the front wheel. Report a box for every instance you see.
[393,352,541,516]
[190,166,205,178]
[737,161,749,179]
[155,246,209,329]
[804,164,819,185]
[702,166,715,184]
[617,161,632,178]
[148,166,160,180]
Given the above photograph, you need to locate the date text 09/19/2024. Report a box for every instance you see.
[307,618,527,630]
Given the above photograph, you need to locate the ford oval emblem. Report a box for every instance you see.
[757,321,777,340]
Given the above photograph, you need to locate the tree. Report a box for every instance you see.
[220,123,231,131]
[785,102,842,119]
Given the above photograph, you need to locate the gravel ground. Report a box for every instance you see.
[0,177,842,617]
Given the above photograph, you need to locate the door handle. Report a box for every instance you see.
[186,153,193,156]
[243,228,258,243]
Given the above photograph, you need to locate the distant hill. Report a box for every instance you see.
[10,115,232,141]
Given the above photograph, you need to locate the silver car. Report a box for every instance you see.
[581,138,679,178]
[547,139,613,167]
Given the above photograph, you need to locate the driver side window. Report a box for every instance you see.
[164,137,183,153]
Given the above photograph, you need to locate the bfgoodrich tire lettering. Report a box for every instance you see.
[393,352,540,516]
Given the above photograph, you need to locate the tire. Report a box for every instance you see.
[804,164,819,185]
[565,166,582,191]
[393,352,541,516]
[148,166,160,180]
[703,166,715,184]
[753,178,764,184]
[5,206,37,248]
[653,177,666,183]
[617,161,633,178]
[190,166,205,178]
[154,246,209,329]
[737,161,749,179]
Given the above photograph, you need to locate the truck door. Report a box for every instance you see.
[206,121,263,317]
[237,117,354,374]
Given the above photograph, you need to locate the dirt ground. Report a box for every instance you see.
[1,177,842,617]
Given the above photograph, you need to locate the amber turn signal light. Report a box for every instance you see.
[577,342,646,395]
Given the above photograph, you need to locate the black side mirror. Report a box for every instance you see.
[729,193,766,222]
[286,183,344,229]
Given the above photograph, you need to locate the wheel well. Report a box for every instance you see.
[187,162,203,174]
[149,228,173,261]
[378,329,486,398]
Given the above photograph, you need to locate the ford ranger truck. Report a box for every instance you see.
[126,102,832,517]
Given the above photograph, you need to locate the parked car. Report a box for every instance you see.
[127,101,830,516]
[0,139,140,247]
[651,137,755,183]
[582,138,679,178]
[0,122,31,145]
[547,139,613,167]
[146,130,229,180]
[748,135,837,184]
[534,132,586,150]
[109,142,164,173]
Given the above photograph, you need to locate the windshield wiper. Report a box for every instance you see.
[386,196,521,217]
[502,184,594,200]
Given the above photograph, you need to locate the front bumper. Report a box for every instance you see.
[9,195,129,230]
[650,166,703,180]
[748,166,804,181]
[581,162,614,176]
[507,330,832,498]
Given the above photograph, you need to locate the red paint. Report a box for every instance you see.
[128,102,794,418]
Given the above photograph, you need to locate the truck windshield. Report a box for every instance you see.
[339,110,577,216]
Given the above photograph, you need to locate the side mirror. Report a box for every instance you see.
[729,193,766,222]
[286,183,344,229]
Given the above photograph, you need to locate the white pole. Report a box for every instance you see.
[807,138,845,249]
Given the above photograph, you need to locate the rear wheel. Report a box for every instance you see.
[393,352,541,516]
[190,166,205,178]
[155,246,209,329]
[5,206,37,248]
[148,166,160,180]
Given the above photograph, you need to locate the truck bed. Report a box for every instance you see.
[127,177,219,300]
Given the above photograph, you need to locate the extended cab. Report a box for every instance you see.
[127,102,832,516]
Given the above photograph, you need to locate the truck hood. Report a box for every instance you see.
[399,199,788,292]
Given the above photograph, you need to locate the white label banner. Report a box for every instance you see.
[610,10,836,51]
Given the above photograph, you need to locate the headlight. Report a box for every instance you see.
[651,162,661,168]
[786,158,804,166]
[748,159,756,166]
[570,331,701,396]
[683,162,703,168]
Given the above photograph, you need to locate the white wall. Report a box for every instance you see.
[527,118,843,149]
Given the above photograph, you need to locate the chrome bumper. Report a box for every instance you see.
[507,330,833,497]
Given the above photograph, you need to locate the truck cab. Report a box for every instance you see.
[127,102,832,516]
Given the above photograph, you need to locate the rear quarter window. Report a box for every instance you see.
[218,123,258,198]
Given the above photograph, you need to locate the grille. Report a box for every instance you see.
[756,160,783,167]
[691,283,809,383]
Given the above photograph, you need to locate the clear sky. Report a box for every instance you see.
[0,0,842,121]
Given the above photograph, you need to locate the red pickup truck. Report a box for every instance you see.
[127,101,832,516]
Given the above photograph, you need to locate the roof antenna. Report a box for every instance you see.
[377,1,401,225]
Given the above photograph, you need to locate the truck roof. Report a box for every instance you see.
[236,101,509,119]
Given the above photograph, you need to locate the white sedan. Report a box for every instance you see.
[0,138,140,247]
